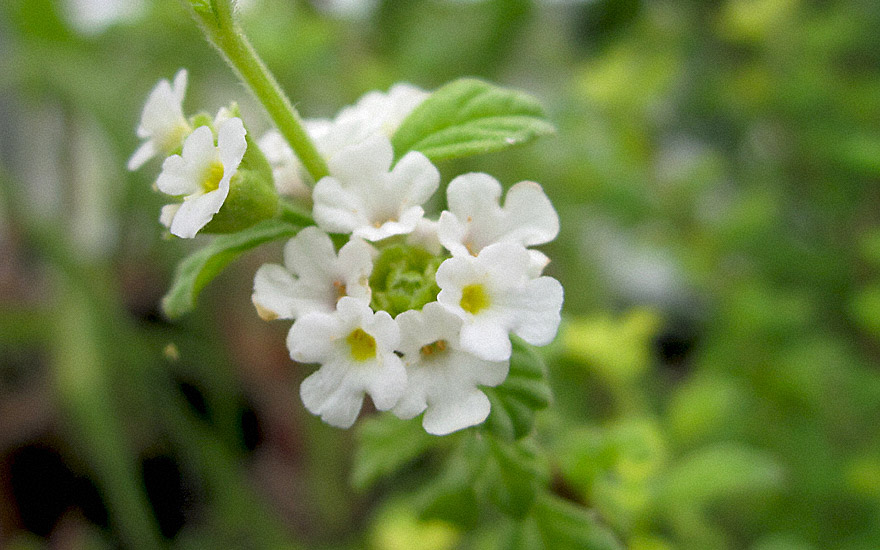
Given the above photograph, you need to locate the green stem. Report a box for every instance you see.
[191,0,329,183]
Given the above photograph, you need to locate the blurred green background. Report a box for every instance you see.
[2,0,880,548]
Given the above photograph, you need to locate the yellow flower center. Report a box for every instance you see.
[419,339,448,359]
[346,328,377,362]
[201,160,225,193]
[460,284,490,315]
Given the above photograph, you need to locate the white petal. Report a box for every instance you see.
[446,173,502,221]
[495,181,559,247]
[181,125,217,167]
[287,312,340,362]
[351,207,423,242]
[217,117,247,170]
[328,134,393,185]
[171,69,188,105]
[159,203,180,228]
[392,386,428,420]
[169,189,226,238]
[338,238,375,302]
[252,264,300,320]
[312,178,366,234]
[156,155,197,196]
[364,354,406,411]
[365,309,400,351]
[422,390,491,435]
[408,217,443,255]
[127,140,156,171]
[283,227,339,281]
[474,358,510,388]
[300,362,364,428]
[479,242,531,291]
[510,276,564,346]
[139,79,184,137]
[437,211,470,257]
[528,250,551,278]
[388,151,439,207]
[435,255,480,293]
[460,319,511,362]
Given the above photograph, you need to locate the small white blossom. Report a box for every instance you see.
[312,135,439,241]
[252,226,374,321]
[393,302,508,435]
[256,84,427,192]
[436,242,563,362]
[155,117,247,238]
[438,173,559,276]
[288,297,406,428]
[258,130,313,201]
[128,69,191,171]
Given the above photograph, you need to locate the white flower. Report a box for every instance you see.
[288,297,406,428]
[312,135,440,241]
[438,173,559,276]
[252,226,374,321]
[155,117,247,238]
[128,69,191,171]
[436,242,564,362]
[393,302,508,435]
[258,129,313,201]
[328,83,428,149]
[256,84,427,193]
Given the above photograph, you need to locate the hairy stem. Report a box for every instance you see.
[190,0,329,183]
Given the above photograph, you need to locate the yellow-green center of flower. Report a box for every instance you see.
[346,328,377,362]
[460,284,490,314]
[201,160,225,193]
[419,339,448,359]
[160,123,192,154]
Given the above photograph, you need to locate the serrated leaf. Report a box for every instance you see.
[482,339,551,440]
[352,415,436,491]
[162,218,300,318]
[532,494,624,550]
[391,78,555,163]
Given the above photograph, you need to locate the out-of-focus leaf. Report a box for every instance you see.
[352,415,436,491]
[482,339,551,441]
[562,309,661,387]
[162,218,300,318]
[659,443,784,507]
[477,436,548,519]
[532,494,624,550]
[391,78,555,163]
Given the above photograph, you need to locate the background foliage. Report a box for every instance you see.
[1,0,879,548]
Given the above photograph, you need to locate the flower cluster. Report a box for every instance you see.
[252,90,563,435]
[133,71,563,435]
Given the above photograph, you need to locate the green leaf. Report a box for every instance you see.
[532,494,624,550]
[352,415,437,491]
[391,78,555,163]
[481,436,548,518]
[162,218,300,318]
[659,443,784,507]
[482,339,551,440]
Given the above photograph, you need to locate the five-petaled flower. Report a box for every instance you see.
[156,117,247,238]
[312,135,440,241]
[436,242,564,362]
[288,297,406,428]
